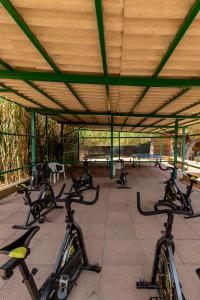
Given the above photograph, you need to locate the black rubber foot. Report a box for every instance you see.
[117,186,131,189]
[83,265,101,273]
[38,217,45,224]
[136,279,157,290]
[196,268,200,279]
[185,214,200,219]
[13,225,30,230]
[54,205,63,209]
[116,180,122,184]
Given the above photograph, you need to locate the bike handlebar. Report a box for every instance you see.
[136,192,193,217]
[58,185,100,206]
[155,160,177,172]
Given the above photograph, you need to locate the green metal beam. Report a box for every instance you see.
[160,135,163,163]
[174,119,179,178]
[154,1,200,77]
[133,88,190,129]
[2,70,200,88]
[0,83,45,108]
[0,95,27,109]
[182,127,186,172]
[0,88,9,92]
[60,123,64,161]
[1,0,90,113]
[78,135,179,139]
[31,111,36,174]
[59,121,179,129]
[0,131,32,137]
[95,0,110,110]
[0,58,84,124]
[124,0,200,125]
[145,90,200,130]
[30,107,200,120]
[110,116,114,178]
[180,119,200,127]
[45,114,48,162]
[151,107,200,129]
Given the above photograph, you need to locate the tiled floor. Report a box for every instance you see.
[0,166,200,299]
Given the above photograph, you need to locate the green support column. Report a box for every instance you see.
[45,114,48,162]
[77,128,80,163]
[31,111,36,174]
[110,116,114,178]
[159,134,163,163]
[60,123,64,161]
[182,126,186,173]
[118,131,121,159]
[174,119,179,178]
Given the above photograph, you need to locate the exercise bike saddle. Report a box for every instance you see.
[16,183,28,194]
[0,226,39,259]
[187,174,198,184]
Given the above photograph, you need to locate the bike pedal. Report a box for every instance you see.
[38,217,45,224]
[31,268,38,276]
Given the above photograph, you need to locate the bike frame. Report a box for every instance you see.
[13,183,64,230]
[136,193,187,300]
[14,203,94,300]
[146,236,184,300]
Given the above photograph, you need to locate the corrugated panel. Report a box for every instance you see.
[59,114,81,123]
[70,84,107,111]
[0,79,62,109]
[109,86,145,112]
[134,87,181,114]
[0,4,50,71]
[120,0,194,76]
[0,0,199,129]
[0,92,39,108]
[160,15,200,77]
[8,0,103,74]
[32,81,84,111]
[158,89,200,114]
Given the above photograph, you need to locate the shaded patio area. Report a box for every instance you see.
[0,166,200,299]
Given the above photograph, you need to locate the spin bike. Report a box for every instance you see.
[29,163,51,191]
[13,182,65,230]
[136,192,192,300]
[116,159,131,189]
[68,158,94,193]
[155,160,200,219]
[0,186,101,300]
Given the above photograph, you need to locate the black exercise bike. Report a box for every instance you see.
[13,182,64,230]
[116,159,131,189]
[136,192,192,300]
[0,186,101,299]
[68,159,94,193]
[29,163,51,191]
[155,161,200,219]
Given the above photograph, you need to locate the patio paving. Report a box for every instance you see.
[0,166,200,299]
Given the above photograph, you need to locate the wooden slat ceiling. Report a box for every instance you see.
[0,0,200,131]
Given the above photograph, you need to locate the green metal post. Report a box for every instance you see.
[159,134,163,162]
[45,114,48,162]
[31,111,36,174]
[182,126,186,173]
[60,123,64,161]
[174,119,179,178]
[77,128,80,163]
[119,131,121,159]
[110,116,114,178]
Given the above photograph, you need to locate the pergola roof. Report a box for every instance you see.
[0,0,200,131]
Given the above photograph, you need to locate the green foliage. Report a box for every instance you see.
[0,98,62,187]
[79,129,151,146]
[0,98,30,186]
[187,124,200,138]
[36,114,61,161]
